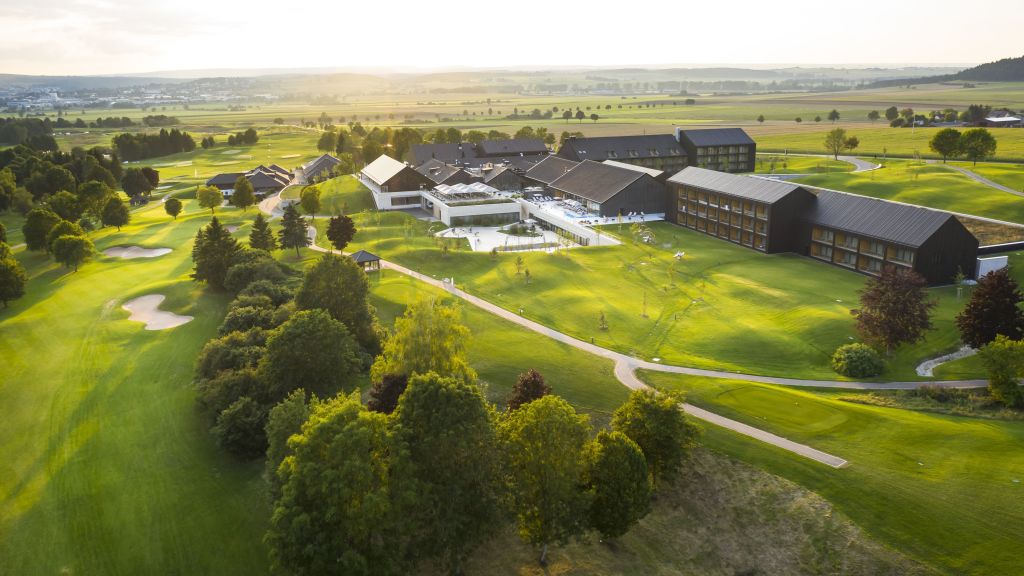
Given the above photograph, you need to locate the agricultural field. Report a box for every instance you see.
[642,372,1024,576]
[312,180,1009,381]
[794,159,1024,226]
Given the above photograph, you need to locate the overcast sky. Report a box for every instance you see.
[0,0,1019,76]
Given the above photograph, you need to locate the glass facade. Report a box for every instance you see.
[675,185,768,252]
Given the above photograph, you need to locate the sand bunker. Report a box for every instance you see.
[212,160,240,166]
[221,149,241,155]
[225,225,239,233]
[122,295,193,330]
[104,246,172,259]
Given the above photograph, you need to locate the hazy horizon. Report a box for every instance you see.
[0,0,1020,76]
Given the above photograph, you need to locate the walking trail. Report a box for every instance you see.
[925,160,1024,199]
[304,227,990,469]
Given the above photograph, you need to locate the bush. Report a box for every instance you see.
[239,280,294,307]
[195,328,268,380]
[212,396,269,459]
[224,250,287,294]
[219,305,276,335]
[831,343,884,378]
[196,367,265,418]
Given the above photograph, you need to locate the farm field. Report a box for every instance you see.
[795,159,1024,225]
[642,371,1024,576]
[312,183,1008,381]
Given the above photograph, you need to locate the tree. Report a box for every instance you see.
[265,389,315,495]
[231,176,255,211]
[956,268,1024,348]
[814,115,822,123]
[249,213,277,251]
[562,110,572,123]
[884,106,899,121]
[0,168,16,213]
[299,186,321,220]
[507,369,551,411]
[22,208,61,251]
[45,219,85,253]
[278,203,310,257]
[212,396,268,460]
[590,113,599,123]
[46,190,82,222]
[394,373,502,573]
[370,299,476,385]
[317,130,337,153]
[197,185,223,214]
[831,343,884,377]
[823,128,859,160]
[121,167,153,199]
[52,234,94,271]
[585,431,651,539]
[164,197,183,219]
[852,267,936,354]
[262,309,363,400]
[266,393,415,576]
[0,223,5,245]
[326,214,357,252]
[575,110,586,123]
[367,373,409,414]
[794,117,802,123]
[500,395,590,565]
[756,114,765,123]
[0,253,27,307]
[101,197,129,230]
[868,110,880,122]
[929,128,962,163]
[978,336,1024,407]
[191,216,240,290]
[828,109,840,123]
[295,253,380,353]
[959,128,998,165]
[612,389,699,485]
[78,180,114,220]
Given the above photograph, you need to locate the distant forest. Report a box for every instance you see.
[870,55,1024,87]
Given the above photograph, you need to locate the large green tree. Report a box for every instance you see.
[325,214,357,252]
[929,128,962,163]
[46,219,85,253]
[300,186,321,220]
[164,197,183,219]
[960,128,998,165]
[393,373,503,573]
[500,395,591,565]
[231,176,256,211]
[295,254,380,354]
[121,167,153,199]
[852,266,935,354]
[265,389,315,496]
[77,180,114,220]
[585,430,651,539]
[956,268,1024,348]
[611,389,700,485]
[978,336,1024,408]
[261,309,363,400]
[191,216,240,290]
[249,212,277,251]
[47,190,82,222]
[52,234,94,271]
[370,299,475,385]
[22,208,61,251]
[823,128,859,160]
[278,203,310,257]
[197,185,223,214]
[101,196,130,230]
[266,393,415,576]
[0,252,27,307]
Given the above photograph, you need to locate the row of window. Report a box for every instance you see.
[695,145,753,155]
[678,189,768,219]
[605,148,682,159]
[680,214,767,251]
[811,227,915,265]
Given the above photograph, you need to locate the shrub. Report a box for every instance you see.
[219,305,276,335]
[212,396,268,459]
[239,280,294,307]
[831,343,884,378]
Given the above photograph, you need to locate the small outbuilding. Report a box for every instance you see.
[350,249,381,271]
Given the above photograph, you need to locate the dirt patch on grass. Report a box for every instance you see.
[122,295,193,330]
[464,448,935,575]
[103,246,172,259]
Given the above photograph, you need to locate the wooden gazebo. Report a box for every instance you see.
[350,249,381,271]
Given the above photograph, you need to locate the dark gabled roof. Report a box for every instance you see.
[668,167,805,204]
[478,138,547,156]
[525,155,580,185]
[246,170,288,190]
[415,158,464,184]
[267,164,291,176]
[548,160,645,204]
[677,128,755,148]
[483,165,521,184]
[558,134,685,161]
[206,172,243,187]
[350,249,380,264]
[805,189,957,248]
[303,154,340,177]
[411,143,468,165]
[602,159,665,179]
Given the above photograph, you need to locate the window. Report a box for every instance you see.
[812,244,833,261]
[607,150,618,158]
[833,250,856,267]
[890,246,915,264]
[813,227,835,243]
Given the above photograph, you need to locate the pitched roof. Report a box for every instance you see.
[677,128,755,147]
[558,134,685,161]
[805,189,957,248]
[350,249,380,264]
[602,159,665,178]
[246,169,288,190]
[361,154,408,185]
[483,165,520,184]
[302,154,340,177]
[415,158,465,184]
[548,160,645,204]
[478,139,547,156]
[668,167,806,204]
[206,172,243,187]
[267,164,291,176]
[524,155,580,185]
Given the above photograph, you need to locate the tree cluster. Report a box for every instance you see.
[226,128,259,146]
[112,128,196,161]
[928,127,997,165]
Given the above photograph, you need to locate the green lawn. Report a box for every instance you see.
[951,160,1024,193]
[754,154,853,174]
[0,193,627,574]
[795,159,1024,225]
[284,175,374,218]
[314,186,994,381]
[642,371,1024,576]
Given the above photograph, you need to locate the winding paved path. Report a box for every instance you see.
[303,227,993,469]
[925,160,1024,199]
